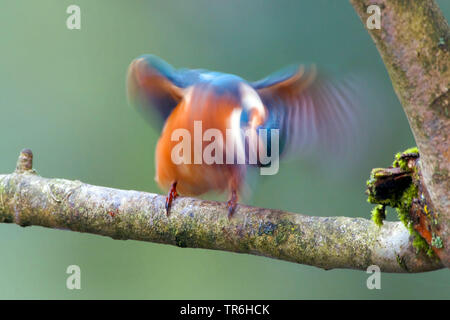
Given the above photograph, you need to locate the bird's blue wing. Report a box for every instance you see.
[127,55,203,129]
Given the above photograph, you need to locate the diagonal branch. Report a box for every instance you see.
[0,150,442,273]
[350,0,450,266]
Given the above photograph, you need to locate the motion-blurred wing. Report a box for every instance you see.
[253,66,361,157]
[252,65,302,90]
[127,55,186,129]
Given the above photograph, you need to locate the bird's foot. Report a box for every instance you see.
[227,190,238,219]
[165,181,178,216]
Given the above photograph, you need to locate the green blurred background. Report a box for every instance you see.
[0,0,449,299]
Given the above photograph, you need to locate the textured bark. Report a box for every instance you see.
[350,0,450,266]
[0,150,442,273]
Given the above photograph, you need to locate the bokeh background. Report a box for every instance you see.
[1,0,449,299]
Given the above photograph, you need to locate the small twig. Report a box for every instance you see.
[15,148,34,173]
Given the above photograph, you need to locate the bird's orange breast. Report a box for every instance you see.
[155,88,244,196]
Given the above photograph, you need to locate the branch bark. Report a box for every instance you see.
[0,150,442,273]
[350,0,450,266]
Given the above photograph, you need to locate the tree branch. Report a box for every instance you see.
[350,0,450,266]
[0,150,442,273]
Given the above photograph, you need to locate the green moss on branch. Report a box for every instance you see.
[366,148,435,257]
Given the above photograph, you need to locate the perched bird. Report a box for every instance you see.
[127,55,360,217]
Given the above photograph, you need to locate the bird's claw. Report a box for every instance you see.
[227,190,237,219]
[165,182,178,216]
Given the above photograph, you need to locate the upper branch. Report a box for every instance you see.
[0,150,442,273]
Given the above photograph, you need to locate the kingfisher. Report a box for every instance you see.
[127,54,360,218]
